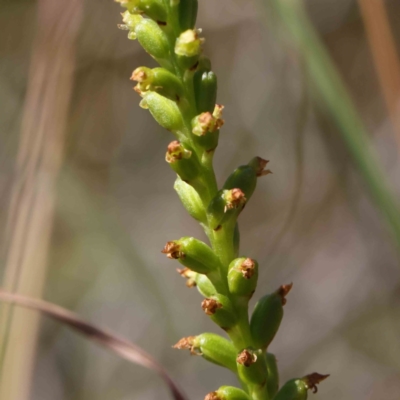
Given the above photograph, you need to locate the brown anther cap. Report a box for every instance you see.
[225,188,246,210]
[201,298,222,315]
[277,282,293,305]
[173,336,202,355]
[166,141,192,163]
[198,112,214,126]
[204,392,220,400]
[303,373,330,393]
[254,157,272,177]
[166,140,184,162]
[240,258,256,279]
[162,241,183,259]
[130,69,147,82]
[236,349,257,367]
[173,336,195,350]
[167,140,182,153]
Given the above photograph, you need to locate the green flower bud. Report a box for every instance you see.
[201,294,236,329]
[191,106,224,151]
[178,0,198,31]
[266,353,279,398]
[273,373,329,400]
[174,176,206,222]
[166,141,201,182]
[135,18,170,60]
[131,67,184,101]
[201,334,236,371]
[207,188,246,230]
[223,157,271,201]
[192,107,224,136]
[236,349,267,385]
[250,283,293,349]
[140,91,184,134]
[175,29,203,57]
[228,258,258,297]
[222,165,257,201]
[162,237,220,274]
[195,273,217,297]
[173,333,236,372]
[205,386,252,400]
[194,71,217,113]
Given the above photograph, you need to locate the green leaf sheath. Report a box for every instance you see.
[115,1,329,399]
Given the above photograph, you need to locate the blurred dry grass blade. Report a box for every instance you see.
[0,290,187,400]
[357,0,400,142]
[0,0,82,398]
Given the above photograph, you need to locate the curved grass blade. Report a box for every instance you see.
[0,290,187,400]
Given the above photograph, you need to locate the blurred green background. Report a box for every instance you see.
[1,0,400,399]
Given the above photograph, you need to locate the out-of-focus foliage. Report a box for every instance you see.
[0,0,400,399]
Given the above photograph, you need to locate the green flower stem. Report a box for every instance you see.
[115,1,331,398]
[211,225,236,271]
[227,303,253,350]
[248,381,270,400]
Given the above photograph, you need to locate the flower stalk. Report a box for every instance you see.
[114,0,328,398]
